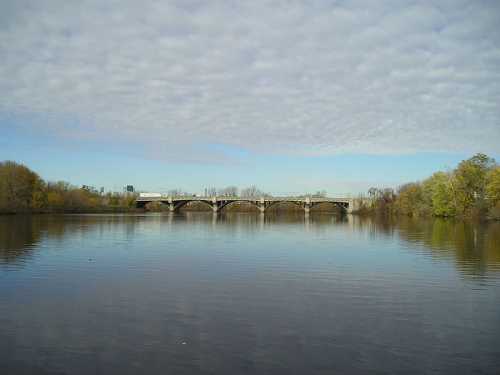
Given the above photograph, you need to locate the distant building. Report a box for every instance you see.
[82,185,98,194]
[124,185,135,194]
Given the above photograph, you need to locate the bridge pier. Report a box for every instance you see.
[346,199,357,214]
[257,198,266,213]
[211,197,219,213]
[304,197,311,214]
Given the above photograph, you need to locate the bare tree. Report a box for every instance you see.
[217,186,238,197]
[312,190,327,198]
[168,189,188,197]
[206,187,217,197]
[240,186,271,198]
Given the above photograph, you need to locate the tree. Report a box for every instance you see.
[206,187,217,197]
[0,161,44,212]
[218,186,238,197]
[367,187,396,214]
[396,183,424,216]
[452,153,496,215]
[47,191,64,208]
[168,189,187,197]
[312,190,327,198]
[486,167,500,204]
[241,186,260,198]
[423,172,456,217]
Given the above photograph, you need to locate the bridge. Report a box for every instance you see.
[136,195,362,214]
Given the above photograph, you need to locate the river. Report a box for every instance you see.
[1,213,499,374]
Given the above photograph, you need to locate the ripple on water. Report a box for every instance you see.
[1,214,500,375]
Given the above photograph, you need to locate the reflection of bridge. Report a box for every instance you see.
[136,196,361,214]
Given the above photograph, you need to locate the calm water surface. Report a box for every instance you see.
[1,213,500,374]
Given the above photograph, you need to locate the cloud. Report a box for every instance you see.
[1,0,499,161]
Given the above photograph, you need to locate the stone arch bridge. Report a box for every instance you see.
[136,196,363,214]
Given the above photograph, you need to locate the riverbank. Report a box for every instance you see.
[353,206,500,221]
[0,207,141,215]
[2,205,499,220]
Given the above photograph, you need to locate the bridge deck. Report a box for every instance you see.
[136,196,352,203]
[135,195,365,213]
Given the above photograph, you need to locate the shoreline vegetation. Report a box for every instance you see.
[1,153,499,219]
[0,161,138,215]
[358,153,500,220]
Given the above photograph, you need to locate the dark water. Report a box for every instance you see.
[1,213,500,375]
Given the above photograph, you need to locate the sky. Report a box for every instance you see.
[1,0,499,196]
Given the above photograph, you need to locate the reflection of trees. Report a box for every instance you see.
[1,212,350,265]
[2,214,499,276]
[0,216,42,263]
[0,215,72,264]
[0,215,68,263]
[175,211,348,237]
[0,215,138,265]
[393,217,500,276]
[350,215,397,238]
[349,216,500,276]
[178,211,347,225]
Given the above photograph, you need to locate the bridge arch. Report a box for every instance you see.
[218,200,261,212]
[265,200,304,211]
[173,200,214,211]
[309,201,348,213]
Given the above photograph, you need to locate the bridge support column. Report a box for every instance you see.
[304,197,311,215]
[258,197,266,213]
[211,197,219,213]
[169,203,175,212]
[346,199,357,214]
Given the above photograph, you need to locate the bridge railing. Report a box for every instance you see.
[136,195,353,202]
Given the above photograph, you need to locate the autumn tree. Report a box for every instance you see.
[0,161,44,212]
[486,167,500,219]
[486,167,500,204]
[395,183,425,216]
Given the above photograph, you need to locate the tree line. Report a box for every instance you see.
[0,161,136,213]
[2,154,500,218]
[365,153,500,219]
[199,187,326,198]
[202,186,270,198]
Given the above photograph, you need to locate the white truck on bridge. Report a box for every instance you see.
[139,193,162,198]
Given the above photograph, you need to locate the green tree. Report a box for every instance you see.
[423,172,456,217]
[486,167,500,219]
[452,153,496,215]
[486,167,500,204]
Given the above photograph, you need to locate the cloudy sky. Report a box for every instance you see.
[1,0,499,194]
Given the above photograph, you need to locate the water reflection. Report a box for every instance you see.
[395,217,500,276]
[0,215,43,264]
[1,213,500,374]
[1,213,499,276]
[0,214,143,266]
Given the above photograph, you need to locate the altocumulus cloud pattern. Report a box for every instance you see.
[1,0,499,161]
